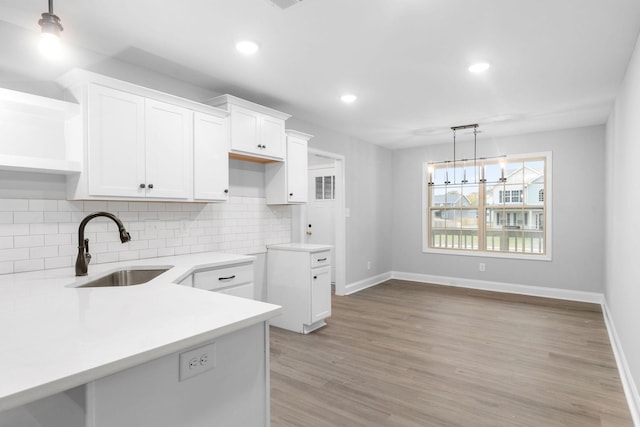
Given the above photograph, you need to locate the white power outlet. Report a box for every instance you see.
[479,263,486,272]
[179,342,216,381]
[367,261,371,270]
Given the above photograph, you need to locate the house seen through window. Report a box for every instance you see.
[423,153,549,258]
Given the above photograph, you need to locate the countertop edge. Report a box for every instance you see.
[0,307,281,413]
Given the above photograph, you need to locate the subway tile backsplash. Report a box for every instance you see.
[0,197,291,275]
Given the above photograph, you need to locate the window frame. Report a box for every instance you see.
[422,151,552,261]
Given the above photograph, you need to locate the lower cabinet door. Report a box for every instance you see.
[215,282,254,299]
[310,266,331,323]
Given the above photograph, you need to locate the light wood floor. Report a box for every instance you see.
[270,279,632,426]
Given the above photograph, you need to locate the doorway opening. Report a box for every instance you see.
[292,149,346,296]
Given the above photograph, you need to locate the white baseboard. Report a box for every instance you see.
[602,301,640,426]
[390,271,604,304]
[345,272,392,295]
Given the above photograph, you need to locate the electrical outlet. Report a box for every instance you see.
[367,261,371,270]
[179,342,216,381]
[479,263,486,272]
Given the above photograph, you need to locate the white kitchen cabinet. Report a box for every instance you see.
[193,112,229,201]
[87,322,270,427]
[265,130,311,205]
[86,84,146,198]
[180,261,255,299]
[87,85,193,199]
[59,69,228,202]
[206,94,290,161]
[143,98,193,199]
[267,243,332,333]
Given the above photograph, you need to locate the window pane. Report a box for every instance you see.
[323,176,333,199]
[462,185,479,208]
[430,209,478,249]
[484,163,502,183]
[332,175,336,199]
[425,154,547,257]
[315,177,323,199]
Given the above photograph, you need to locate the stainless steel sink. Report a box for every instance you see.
[77,267,171,288]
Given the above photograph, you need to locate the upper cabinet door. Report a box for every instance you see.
[229,105,261,155]
[260,115,285,160]
[228,105,285,161]
[194,112,229,201]
[286,136,308,203]
[205,94,289,162]
[144,99,193,199]
[88,84,145,198]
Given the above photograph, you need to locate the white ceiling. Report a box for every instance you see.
[1,0,639,149]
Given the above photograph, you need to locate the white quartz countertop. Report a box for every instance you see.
[0,252,281,412]
[267,243,333,252]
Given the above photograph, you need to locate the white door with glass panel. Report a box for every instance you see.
[306,165,336,283]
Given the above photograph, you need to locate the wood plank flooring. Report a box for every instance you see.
[270,279,632,426]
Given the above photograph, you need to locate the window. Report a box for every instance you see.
[423,153,550,259]
[315,175,335,200]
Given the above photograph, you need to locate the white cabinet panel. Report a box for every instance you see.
[229,104,261,154]
[192,262,254,299]
[87,84,145,198]
[61,71,230,202]
[265,130,311,205]
[267,244,332,333]
[311,266,331,323]
[207,95,290,161]
[260,114,285,159]
[87,323,268,427]
[193,112,229,201]
[286,134,309,202]
[87,85,192,200]
[145,99,192,199]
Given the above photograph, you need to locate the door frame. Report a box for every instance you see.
[292,149,346,296]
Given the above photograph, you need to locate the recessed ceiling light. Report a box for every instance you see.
[340,94,357,104]
[468,62,490,73]
[235,40,259,55]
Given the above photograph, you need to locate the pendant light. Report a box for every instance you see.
[38,0,64,59]
[428,123,484,186]
[427,124,505,186]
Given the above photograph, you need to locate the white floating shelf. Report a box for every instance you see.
[0,87,79,119]
[0,154,81,175]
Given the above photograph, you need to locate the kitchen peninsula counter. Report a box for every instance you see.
[0,252,281,413]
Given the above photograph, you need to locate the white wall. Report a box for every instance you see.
[391,125,605,293]
[605,31,640,412]
[286,117,394,286]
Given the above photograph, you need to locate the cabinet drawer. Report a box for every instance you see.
[311,251,331,268]
[193,262,253,292]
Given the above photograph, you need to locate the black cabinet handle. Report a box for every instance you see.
[148,184,154,189]
[139,183,146,188]
[224,189,229,194]
[313,276,317,280]
[317,258,327,262]
[257,144,263,149]
[289,193,293,197]
[218,275,236,281]
[263,145,267,149]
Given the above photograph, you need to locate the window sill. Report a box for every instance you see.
[423,247,552,261]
